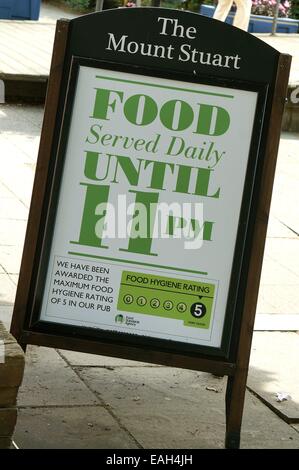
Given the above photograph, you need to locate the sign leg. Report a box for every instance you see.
[225,370,247,449]
[20,342,27,353]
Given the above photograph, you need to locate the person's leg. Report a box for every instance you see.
[213,0,234,22]
[233,0,252,31]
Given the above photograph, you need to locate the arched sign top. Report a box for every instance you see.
[67,7,279,83]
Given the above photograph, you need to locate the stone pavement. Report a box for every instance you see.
[0,3,77,78]
[259,34,299,86]
[0,104,299,448]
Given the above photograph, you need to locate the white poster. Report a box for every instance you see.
[39,66,257,348]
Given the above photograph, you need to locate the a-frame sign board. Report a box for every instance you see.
[11,9,291,448]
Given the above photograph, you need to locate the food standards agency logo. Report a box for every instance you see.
[115,314,124,324]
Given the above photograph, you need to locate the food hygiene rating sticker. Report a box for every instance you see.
[117,271,216,329]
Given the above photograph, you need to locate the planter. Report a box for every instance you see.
[200,4,299,33]
[0,0,41,20]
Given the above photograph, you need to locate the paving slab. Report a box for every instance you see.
[248,332,299,422]
[0,146,37,208]
[0,22,55,77]
[0,274,16,305]
[59,349,158,368]
[0,220,27,247]
[18,346,98,407]
[254,314,299,331]
[265,239,299,278]
[241,394,299,449]
[0,104,42,135]
[8,274,18,286]
[0,198,28,221]
[0,104,41,206]
[257,285,299,315]
[0,321,15,344]
[258,34,299,86]
[259,254,299,285]
[0,306,13,330]
[1,133,40,164]
[77,366,299,448]
[13,406,138,449]
[270,134,299,235]
[0,182,14,199]
[266,216,296,239]
[0,245,23,275]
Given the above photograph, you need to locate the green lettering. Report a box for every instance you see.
[71,183,110,248]
[194,168,220,198]
[194,104,230,136]
[160,100,194,131]
[124,94,157,126]
[120,190,159,256]
[92,88,123,120]
[144,160,175,190]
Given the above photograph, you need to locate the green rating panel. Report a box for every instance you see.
[117,271,217,329]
